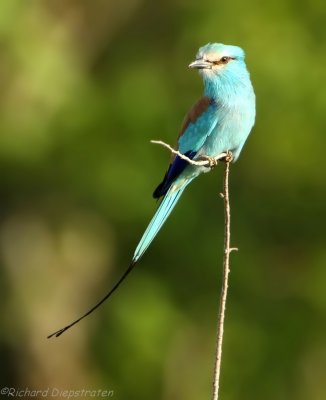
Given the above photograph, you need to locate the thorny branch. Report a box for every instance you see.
[211,159,237,400]
[150,140,227,166]
[151,139,236,400]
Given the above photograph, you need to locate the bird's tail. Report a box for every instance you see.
[48,180,190,338]
[133,181,190,263]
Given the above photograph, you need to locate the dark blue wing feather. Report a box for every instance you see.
[153,151,196,198]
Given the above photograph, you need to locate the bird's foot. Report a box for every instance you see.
[224,151,233,163]
[200,155,219,169]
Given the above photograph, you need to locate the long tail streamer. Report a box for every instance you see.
[48,183,189,338]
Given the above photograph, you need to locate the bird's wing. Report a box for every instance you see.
[153,96,218,198]
[177,96,218,153]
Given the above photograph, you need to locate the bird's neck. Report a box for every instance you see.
[203,69,252,105]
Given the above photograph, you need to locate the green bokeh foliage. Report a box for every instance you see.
[0,1,325,399]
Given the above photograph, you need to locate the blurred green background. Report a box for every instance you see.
[0,1,325,399]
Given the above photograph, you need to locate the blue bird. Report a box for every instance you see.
[48,43,256,338]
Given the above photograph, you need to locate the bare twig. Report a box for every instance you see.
[150,140,227,166]
[212,159,233,400]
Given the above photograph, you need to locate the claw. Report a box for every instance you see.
[225,151,233,163]
[199,155,219,169]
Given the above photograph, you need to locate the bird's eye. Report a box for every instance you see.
[220,56,230,63]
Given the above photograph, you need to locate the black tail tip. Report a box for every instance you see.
[47,326,69,339]
[47,259,138,340]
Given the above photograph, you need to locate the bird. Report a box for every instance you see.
[48,43,256,338]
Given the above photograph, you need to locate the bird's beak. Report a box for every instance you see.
[188,59,212,69]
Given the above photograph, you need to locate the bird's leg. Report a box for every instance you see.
[224,151,233,163]
[199,155,219,169]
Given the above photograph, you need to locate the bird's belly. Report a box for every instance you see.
[200,108,254,161]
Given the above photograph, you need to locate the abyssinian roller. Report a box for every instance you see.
[48,43,256,338]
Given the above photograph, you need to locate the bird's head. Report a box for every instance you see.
[189,43,246,80]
